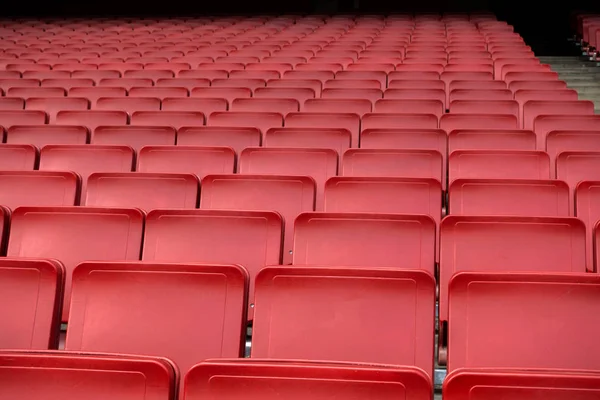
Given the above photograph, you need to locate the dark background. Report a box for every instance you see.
[2,0,600,56]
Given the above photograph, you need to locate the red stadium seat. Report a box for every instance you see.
[342,148,444,185]
[285,112,360,147]
[447,272,600,371]
[85,172,199,210]
[0,351,176,399]
[508,80,567,93]
[96,97,161,114]
[449,150,550,183]
[0,144,37,170]
[535,115,600,159]
[92,126,176,152]
[450,100,519,121]
[374,99,444,118]
[67,261,246,375]
[131,111,205,129]
[239,147,338,211]
[264,127,351,157]
[252,267,435,377]
[449,89,513,102]
[0,110,46,127]
[448,129,537,152]
[440,114,518,132]
[257,86,317,102]
[383,88,446,108]
[321,88,383,103]
[209,111,283,134]
[183,359,433,400]
[303,98,372,116]
[68,87,127,106]
[449,179,570,217]
[177,126,260,156]
[444,369,600,400]
[324,177,442,229]
[7,206,144,321]
[56,110,127,133]
[6,125,88,147]
[0,97,24,110]
[230,98,300,115]
[142,209,282,318]
[137,146,235,179]
[7,87,66,99]
[292,212,435,275]
[524,100,595,139]
[200,174,316,264]
[0,171,78,210]
[0,259,64,349]
[26,97,89,123]
[39,144,134,195]
[362,113,439,131]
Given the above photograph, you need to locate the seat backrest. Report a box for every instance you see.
[67,261,247,376]
[293,210,435,273]
[0,110,46,127]
[557,148,600,203]
[0,171,78,210]
[137,145,235,180]
[142,209,282,319]
[508,80,567,92]
[342,148,444,184]
[7,206,144,321]
[448,272,600,372]
[129,87,189,100]
[68,87,127,106]
[39,144,134,196]
[576,181,600,271]
[264,127,351,157]
[27,96,89,123]
[303,98,372,116]
[285,112,360,147]
[362,113,439,131]
[374,99,444,118]
[0,259,64,349]
[191,87,252,104]
[230,98,300,116]
[56,110,128,132]
[449,100,518,120]
[183,359,433,400]
[383,88,446,108]
[200,174,316,265]
[321,88,383,103]
[0,351,176,400]
[449,178,570,217]
[252,267,435,378]
[85,172,199,211]
[0,144,37,170]
[448,129,536,152]
[176,127,260,156]
[255,86,317,103]
[449,150,550,183]
[325,176,442,230]
[7,125,87,147]
[208,111,283,135]
[440,114,518,132]
[444,368,600,399]
[388,79,445,90]
[504,71,559,84]
[96,97,161,114]
[239,147,338,211]
[441,213,588,331]
[92,126,176,152]
[131,111,205,130]
[523,100,594,134]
